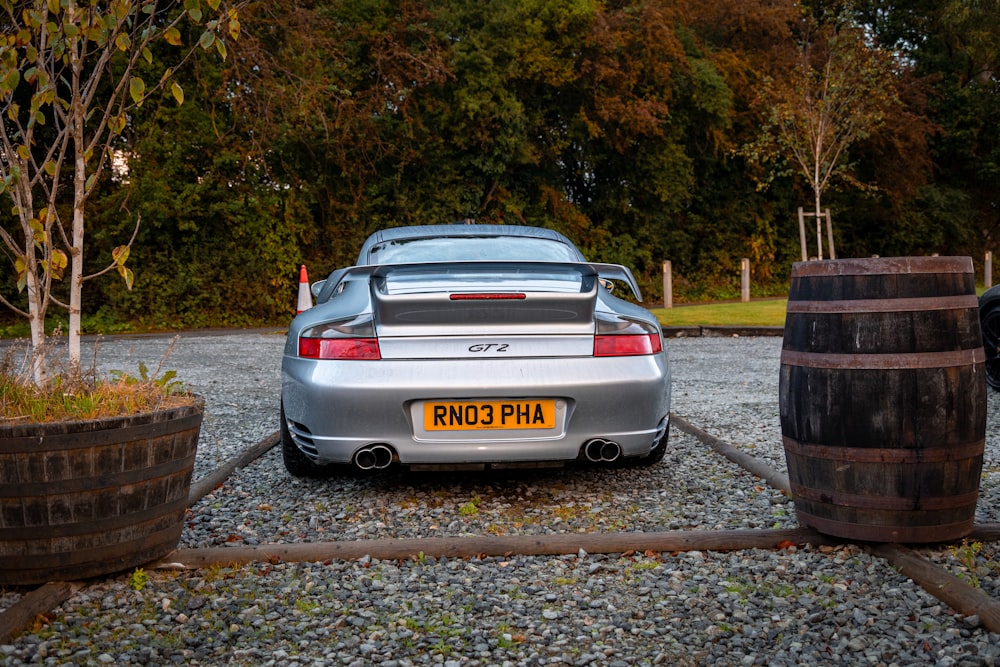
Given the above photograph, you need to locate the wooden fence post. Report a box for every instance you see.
[825,209,835,260]
[741,258,750,302]
[663,261,672,309]
[797,208,808,261]
[987,251,993,289]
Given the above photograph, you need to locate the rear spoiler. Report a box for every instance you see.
[312,261,643,303]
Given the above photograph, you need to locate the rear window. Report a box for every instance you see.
[367,236,581,264]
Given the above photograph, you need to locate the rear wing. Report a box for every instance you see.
[311,261,643,304]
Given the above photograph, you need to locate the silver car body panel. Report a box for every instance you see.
[379,335,595,359]
[281,354,669,464]
[282,224,670,467]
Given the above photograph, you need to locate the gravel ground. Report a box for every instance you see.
[1,331,999,666]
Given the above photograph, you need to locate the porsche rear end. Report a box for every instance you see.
[281,262,670,470]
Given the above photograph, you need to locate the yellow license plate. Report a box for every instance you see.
[423,400,556,431]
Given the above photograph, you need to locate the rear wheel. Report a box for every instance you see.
[980,286,1000,390]
[280,402,333,478]
[635,421,669,467]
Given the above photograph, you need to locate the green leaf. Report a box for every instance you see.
[185,0,203,23]
[112,245,130,265]
[48,248,67,280]
[206,0,220,10]
[198,31,214,50]
[85,173,96,191]
[129,76,145,104]
[15,256,26,293]
[115,32,131,52]
[142,46,152,64]
[214,38,226,60]
[121,266,134,290]
[43,160,56,176]
[171,81,184,105]
[163,27,182,46]
[3,69,19,91]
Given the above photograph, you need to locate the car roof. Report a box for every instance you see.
[357,224,580,264]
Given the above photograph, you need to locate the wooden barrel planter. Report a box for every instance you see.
[779,257,986,543]
[0,399,203,585]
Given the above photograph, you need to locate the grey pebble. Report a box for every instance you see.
[0,333,997,666]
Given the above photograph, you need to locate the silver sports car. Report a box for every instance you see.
[280,224,671,476]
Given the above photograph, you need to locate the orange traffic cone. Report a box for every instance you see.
[296,264,312,314]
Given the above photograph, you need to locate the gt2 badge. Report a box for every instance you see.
[468,343,509,352]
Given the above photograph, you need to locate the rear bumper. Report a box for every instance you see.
[281,354,670,465]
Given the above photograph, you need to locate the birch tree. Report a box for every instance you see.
[0,0,241,385]
[746,21,899,259]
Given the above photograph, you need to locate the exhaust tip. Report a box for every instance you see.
[354,444,396,470]
[583,438,621,463]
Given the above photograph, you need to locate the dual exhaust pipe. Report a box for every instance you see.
[356,439,622,469]
[583,438,622,463]
[354,444,394,470]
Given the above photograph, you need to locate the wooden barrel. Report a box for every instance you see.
[779,257,986,543]
[0,400,203,584]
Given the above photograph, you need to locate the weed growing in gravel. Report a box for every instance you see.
[128,568,149,591]
[458,496,481,516]
[948,539,984,588]
[623,560,660,583]
[294,599,321,615]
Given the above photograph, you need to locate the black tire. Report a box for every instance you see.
[280,402,333,478]
[635,419,670,467]
[980,286,1000,391]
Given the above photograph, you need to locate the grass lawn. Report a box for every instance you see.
[649,299,788,327]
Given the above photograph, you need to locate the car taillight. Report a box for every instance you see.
[299,337,381,360]
[594,333,661,357]
[299,317,381,360]
[593,314,663,357]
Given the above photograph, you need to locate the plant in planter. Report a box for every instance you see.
[0,0,242,585]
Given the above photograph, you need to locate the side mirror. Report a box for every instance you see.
[599,278,615,293]
[311,280,326,298]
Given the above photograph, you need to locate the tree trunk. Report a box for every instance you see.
[25,270,46,386]
[68,189,84,378]
[814,187,823,260]
[67,23,85,379]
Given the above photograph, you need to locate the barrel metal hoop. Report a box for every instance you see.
[782,436,986,464]
[0,453,196,497]
[0,495,189,540]
[785,294,980,313]
[796,512,975,543]
[790,257,974,277]
[780,347,985,370]
[790,481,981,511]
[0,521,184,577]
[0,412,203,452]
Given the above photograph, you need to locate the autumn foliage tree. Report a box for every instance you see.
[35,0,1000,327]
[0,0,241,383]
[745,18,900,259]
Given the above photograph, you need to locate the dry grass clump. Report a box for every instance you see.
[0,336,195,424]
